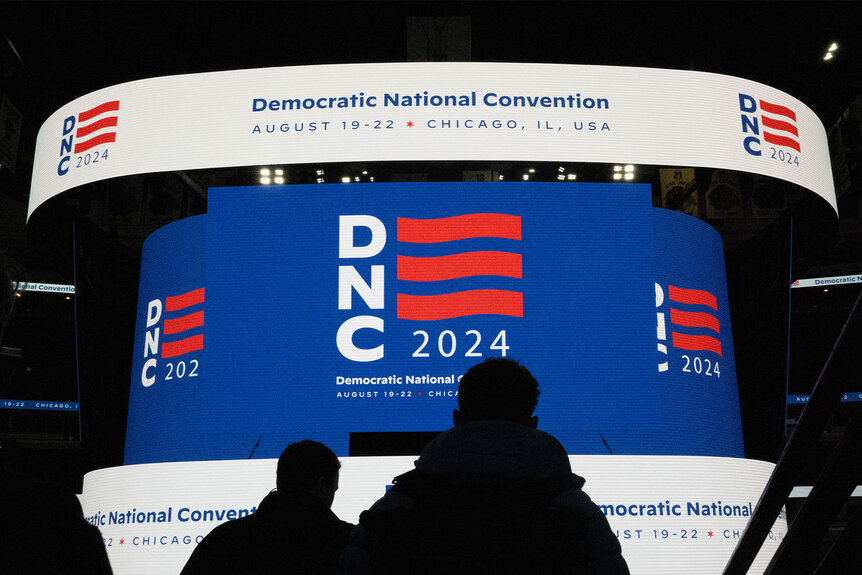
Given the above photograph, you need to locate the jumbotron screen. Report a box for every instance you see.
[30,60,828,574]
[124,181,742,463]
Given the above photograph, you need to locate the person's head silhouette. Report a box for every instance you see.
[453,357,540,428]
[276,440,341,507]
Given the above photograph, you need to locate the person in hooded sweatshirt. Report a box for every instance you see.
[338,357,629,575]
[182,439,353,575]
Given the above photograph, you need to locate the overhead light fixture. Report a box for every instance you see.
[624,164,634,173]
[522,174,530,181]
[558,166,565,173]
[828,42,838,52]
[613,165,623,172]
[624,173,634,180]
[274,177,284,184]
[316,177,325,183]
[824,52,834,61]
[260,176,271,184]
[498,174,504,181]
[567,173,577,180]
[260,168,271,176]
[613,173,623,180]
[274,169,284,176]
[557,174,565,181]
[316,169,325,176]
[341,176,351,183]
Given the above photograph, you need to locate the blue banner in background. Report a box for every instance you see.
[1,400,79,411]
[125,215,206,463]
[125,183,743,464]
[787,393,862,404]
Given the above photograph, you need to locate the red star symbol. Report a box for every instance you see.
[707,531,714,538]
[418,392,422,395]
[406,121,414,127]
[119,539,125,545]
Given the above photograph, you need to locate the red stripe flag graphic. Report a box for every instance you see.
[667,285,722,356]
[397,214,523,320]
[397,290,523,321]
[73,100,120,154]
[759,98,800,153]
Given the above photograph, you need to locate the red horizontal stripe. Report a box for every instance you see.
[76,116,118,138]
[161,334,203,358]
[760,115,798,137]
[163,311,204,335]
[397,251,522,281]
[759,100,796,122]
[397,214,521,243]
[763,131,801,152]
[672,332,722,356]
[670,308,719,333]
[165,288,205,311]
[397,290,523,320]
[668,285,717,310]
[78,100,120,123]
[73,132,116,153]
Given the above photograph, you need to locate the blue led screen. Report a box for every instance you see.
[125,183,743,463]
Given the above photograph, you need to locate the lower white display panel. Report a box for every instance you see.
[81,456,785,574]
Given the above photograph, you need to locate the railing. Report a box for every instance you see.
[723,288,862,574]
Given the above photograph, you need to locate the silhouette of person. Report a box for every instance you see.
[338,357,629,574]
[0,464,114,575]
[182,440,354,574]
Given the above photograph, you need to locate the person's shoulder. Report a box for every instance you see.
[196,512,259,549]
[181,513,263,574]
[329,516,356,541]
[416,421,572,484]
[364,483,417,512]
[553,479,630,574]
[334,517,356,531]
[551,472,611,522]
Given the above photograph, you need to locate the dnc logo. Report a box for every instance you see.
[655,283,722,377]
[57,100,120,176]
[337,213,522,362]
[738,93,800,159]
[141,288,204,387]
